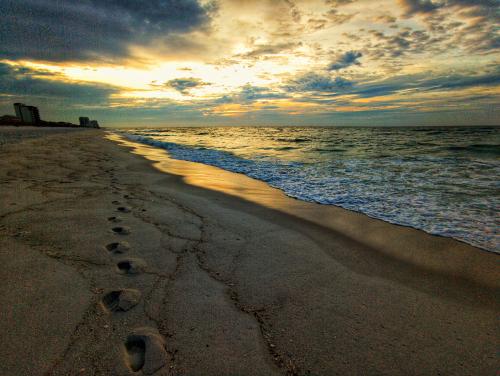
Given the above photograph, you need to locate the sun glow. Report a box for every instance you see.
[1,0,498,126]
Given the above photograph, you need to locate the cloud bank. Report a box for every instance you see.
[0,0,215,62]
[0,0,498,126]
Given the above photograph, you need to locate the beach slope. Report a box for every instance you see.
[0,128,498,376]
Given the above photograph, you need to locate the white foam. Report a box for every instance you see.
[122,128,500,253]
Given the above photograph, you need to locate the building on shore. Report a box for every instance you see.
[14,103,41,124]
[79,117,90,127]
[80,116,99,128]
[13,103,23,119]
[8,104,100,128]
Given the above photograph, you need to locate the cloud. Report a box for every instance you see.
[325,0,356,6]
[374,15,398,24]
[363,29,440,59]
[0,62,116,102]
[398,0,442,15]
[283,68,500,100]
[324,9,357,25]
[285,72,353,93]
[239,42,302,59]
[163,78,210,94]
[398,0,499,16]
[353,69,500,97]
[284,0,302,23]
[328,51,363,71]
[216,84,287,104]
[422,70,500,90]
[238,85,287,101]
[0,0,216,62]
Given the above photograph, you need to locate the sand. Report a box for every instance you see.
[0,127,498,376]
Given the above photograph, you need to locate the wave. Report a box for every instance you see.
[275,137,311,143]
[124,134,298,179]
[121,130,500,254]
[313,148,347,153]
[446,144,500,155]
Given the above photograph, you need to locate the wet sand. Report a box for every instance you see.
[0,128,498,375]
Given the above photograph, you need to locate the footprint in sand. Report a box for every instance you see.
[111,226,131,235]
[107,216,122,223]
[117,206,131,213]
[101,289,141,312]
[125,337,145,372]
[125,328,167,374]
[105,241,130,254]
[116,258,146,275]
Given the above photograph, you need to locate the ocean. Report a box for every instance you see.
[121,126,499,253]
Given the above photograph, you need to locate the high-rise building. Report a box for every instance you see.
[79,117,90,127]
[79,117,100,128]
[14,103,23,119]
[27,106,40,123]
[13,103,41,124]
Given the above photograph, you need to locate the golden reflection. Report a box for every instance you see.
[105,133,484,277]
[105,132,385,241]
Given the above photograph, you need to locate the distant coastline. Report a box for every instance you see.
[1,103,100,129]
[0,116,94,128]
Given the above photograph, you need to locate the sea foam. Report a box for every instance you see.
[122,126,500,253]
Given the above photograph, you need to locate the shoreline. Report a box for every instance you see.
[109,132,499,290]
[118,129,498,255]
[1,128,498,375]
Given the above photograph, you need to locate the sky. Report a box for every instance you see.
[0,0,498,127]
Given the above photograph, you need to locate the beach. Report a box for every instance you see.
[0,127,498,375]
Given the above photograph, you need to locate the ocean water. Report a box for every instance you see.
[121,126,500,253]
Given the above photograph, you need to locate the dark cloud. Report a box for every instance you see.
[423,71,500,90]
[359,2,496,59]
[0,0,215,62]
[398,0,442,15]
[363,29,441,59]
[328,51,363,71]
[284,73,353,93]
[283,69,500,100]
[0,62,116,102]
[399,0,499,16]
[353,70,500,98]
[416,13,498,56]
[217,85,286,104]
[325,0,356,6]
[163,78,210,94]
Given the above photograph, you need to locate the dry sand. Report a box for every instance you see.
[0,128,498,376]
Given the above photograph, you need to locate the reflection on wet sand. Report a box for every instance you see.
[107,132,498,289]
